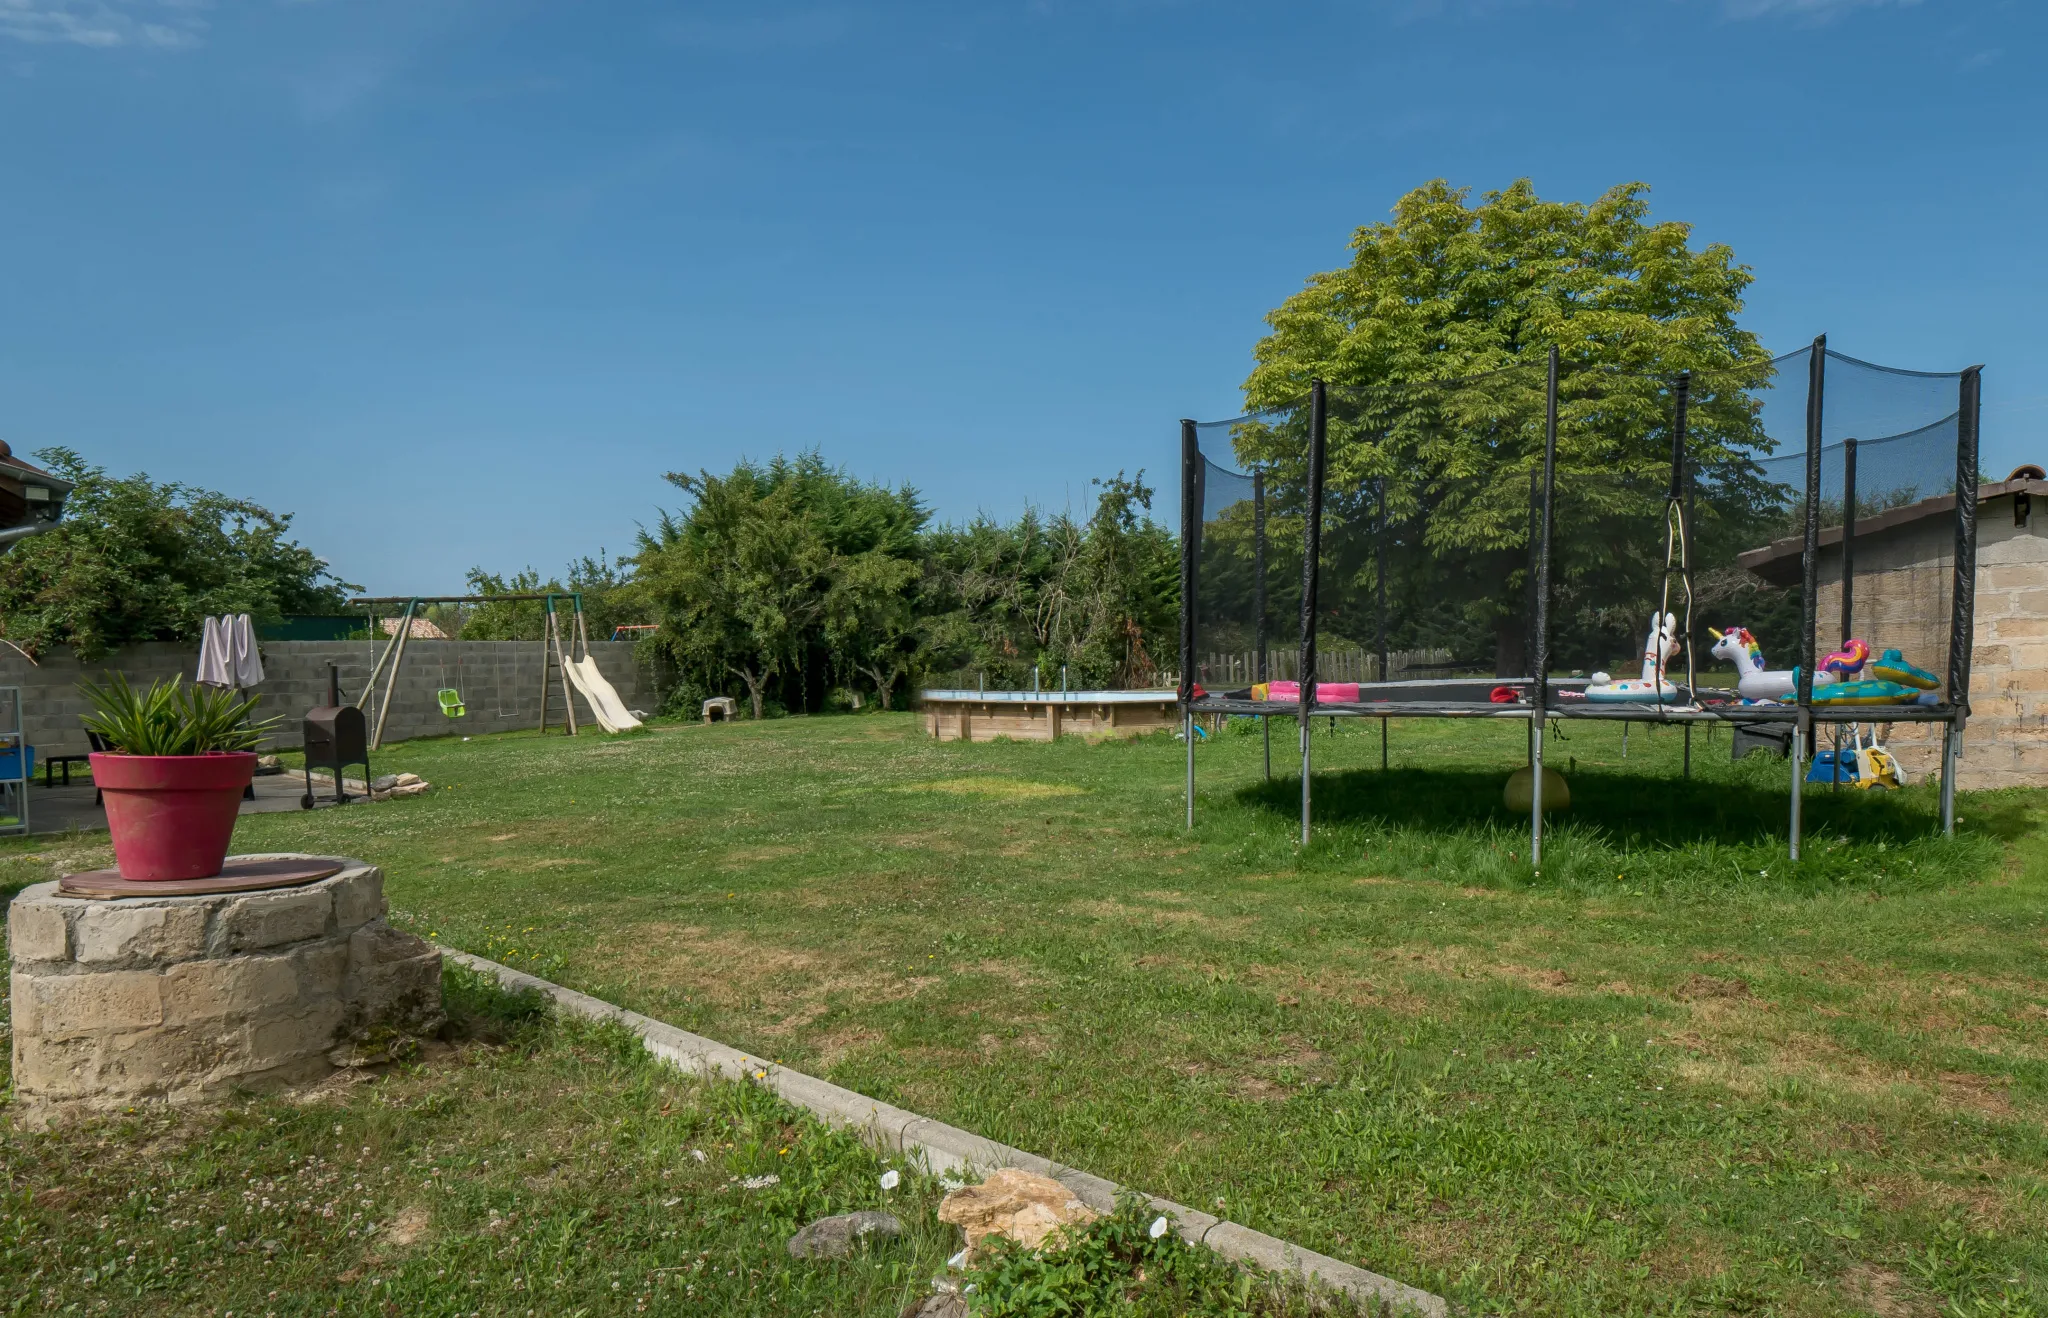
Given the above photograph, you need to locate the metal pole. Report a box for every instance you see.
[1791,717,1805,859]
[1300,381,1328,846]
[1531,346,1559,866]
[1180,419,1199,829]
[1793,336,1826,860]
[1941,722,1958,836]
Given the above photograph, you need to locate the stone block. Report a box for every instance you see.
[291,940,350,1000]
[223,888,332,951]
[2010,643,2048,670]
[330,868,386,929]
[33,970,164,1039]
[13,1033,102,1097]
[10,969,37,1035]
[74,904,208,964]
[1979,563,2045,592]
[8,899,69,963]
[245,1002,347,1070]
[160,954,301,1024]
[99,1025,242,1093]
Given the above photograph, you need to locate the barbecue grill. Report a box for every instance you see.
[302,665,369,808]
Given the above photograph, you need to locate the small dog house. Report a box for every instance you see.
[1739,466,2048,789]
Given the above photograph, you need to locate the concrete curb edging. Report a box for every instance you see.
[443,949,1447,1318]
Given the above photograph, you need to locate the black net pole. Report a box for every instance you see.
[1253,469,1268,682]
[1531,347,1559,866]
[1944,366,1983,835]
[1671,372,1694,777]
[1524,466,1541,689]
[1376,478,1388,772]
[1949,367,1982,721]
[1794,336,1826,860]
[1179,419,1199,830]
[1841,437,1858,642]
[1255,468,1270,781]
[1299,381,1327,847]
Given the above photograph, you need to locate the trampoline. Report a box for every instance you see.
[1179,338,1983,861]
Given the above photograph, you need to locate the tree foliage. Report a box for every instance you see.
[0,449,355,660]
[634,454,929,719]
[1239,179,1783,674]
[632,455,1177,716]
[452,553,638,645]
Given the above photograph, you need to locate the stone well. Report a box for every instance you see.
[7,856,441,1124]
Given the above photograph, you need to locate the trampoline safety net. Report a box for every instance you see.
[1181,339,1982,725]
[1701,342,1978,717]
[1182,404,1306,696]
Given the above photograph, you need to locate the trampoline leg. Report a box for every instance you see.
[1683,724,1692,780]
[1380,717,1388,772]
[1300,714,1312,847]
[1184,711,1194,831]
[1789,721,1804,861]
[1262,716,1271,781]
[1941,722,1958,837]
[1530,716,1544,868]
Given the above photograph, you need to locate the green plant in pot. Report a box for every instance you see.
[83,674,279,882]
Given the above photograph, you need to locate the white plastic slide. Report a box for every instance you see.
[566,656,644,733]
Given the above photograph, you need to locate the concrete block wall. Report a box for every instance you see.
[0,640,652,757]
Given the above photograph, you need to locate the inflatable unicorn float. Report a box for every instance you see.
[1706,627,1940,705]
[1582,612,1685,702]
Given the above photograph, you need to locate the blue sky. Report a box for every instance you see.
[0,0,2039,596]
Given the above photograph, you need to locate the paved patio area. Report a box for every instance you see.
[23,771,343,836]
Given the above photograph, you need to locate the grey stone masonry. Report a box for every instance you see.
[7,856,442,1125]
[1,639,652,758]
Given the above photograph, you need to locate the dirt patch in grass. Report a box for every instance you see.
[721,845,804,866]
[809,1025,885,1068]
[1675,973,1753,1001]
[384,1204,431,1247]
[898,777,1086,800]
[1070,898,1253,934]
[1840,1264,1936,1316]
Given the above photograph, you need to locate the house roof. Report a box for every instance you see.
[1736,475,2048,586]
[0,443,74,493]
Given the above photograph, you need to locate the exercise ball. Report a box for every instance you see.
[1503,766,1570,813]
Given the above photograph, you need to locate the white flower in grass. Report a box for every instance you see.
[690,1150,707,1163]
[1148,1216,1170,1240]
[879,1170,901,1191]
[740,1174,779,1190]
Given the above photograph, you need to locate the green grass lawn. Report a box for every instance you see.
[5,711,2045,1316]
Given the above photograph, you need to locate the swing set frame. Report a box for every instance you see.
[348,592,598,750]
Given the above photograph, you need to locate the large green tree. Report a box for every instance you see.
[634,454,927,718]
[1239,179,1782,676]
[0,449,354,660]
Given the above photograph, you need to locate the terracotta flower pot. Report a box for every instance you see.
[89,752,257,881]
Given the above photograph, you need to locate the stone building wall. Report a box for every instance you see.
[0,639,653,757]
[1803,489,2046,790]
